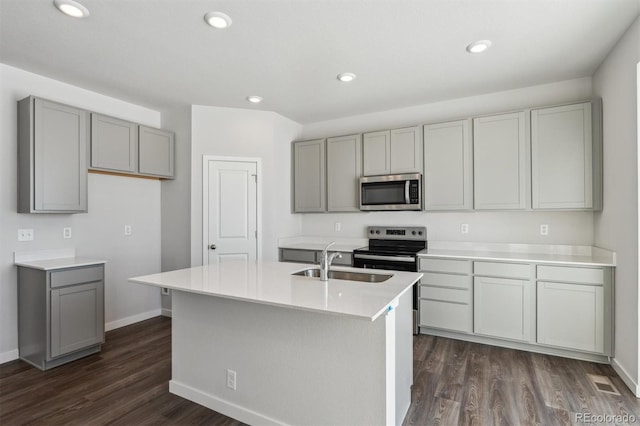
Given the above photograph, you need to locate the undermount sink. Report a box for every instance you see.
[292,268,392,283]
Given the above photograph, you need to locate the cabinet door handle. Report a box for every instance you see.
[209,244,217,250]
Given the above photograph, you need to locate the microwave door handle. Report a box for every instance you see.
[405,180,410,204]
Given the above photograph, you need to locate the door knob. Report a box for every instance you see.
[210,244,217,250]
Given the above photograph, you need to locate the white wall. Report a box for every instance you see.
[190,106,302,266]
[593,17,640,395]
[159,106,192,315]
[0,64,163,362]
[299,78,595,245]
[160,106,192,274]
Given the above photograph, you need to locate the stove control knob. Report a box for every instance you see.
[375,230,380,234]
[370,229,375,234]
[418,231,423,236]
[412,231,416,235]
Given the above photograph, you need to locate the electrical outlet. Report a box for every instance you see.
[334,222,341,232]
[227,369,237,390]
[540,224,549,236]
[17,229,34,241]
[63,227,72,239]
[460,224,469,234]
[124,225,132,236]
[161,287,170,296]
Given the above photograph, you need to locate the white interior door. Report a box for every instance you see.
[205,159,258,265]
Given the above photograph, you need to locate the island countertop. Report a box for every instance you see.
[129,260,422,321]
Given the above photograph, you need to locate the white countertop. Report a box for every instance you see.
[420,242,616,267]
[14,248,106,270]
[15,257,106,270]
[129,260,422,321]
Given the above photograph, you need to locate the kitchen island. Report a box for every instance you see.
[129,261,422,426]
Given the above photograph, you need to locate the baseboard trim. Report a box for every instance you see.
[161,308,172,317]
[611,358,640,397]
[0,349,19,364]
[420,327,610,364]
[170,380,285,426]
[105,309,161,331]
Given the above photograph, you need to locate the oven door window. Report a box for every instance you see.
[362,181,406,205]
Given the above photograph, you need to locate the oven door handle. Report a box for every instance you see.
[353,254,415,263]
[405,180,410,204]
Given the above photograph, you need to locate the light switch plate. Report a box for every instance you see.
[124,225,132,236]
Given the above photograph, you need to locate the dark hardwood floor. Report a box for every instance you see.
[1,316,638,425]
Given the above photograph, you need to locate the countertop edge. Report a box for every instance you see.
[129,264,422,322]
[418,251,615,267]
[15,257,107,270]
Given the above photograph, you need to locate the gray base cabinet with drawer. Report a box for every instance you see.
[419,256,614,363]
[18,264,105,370]
[418,258,472,333]
[536,265,613,355]
[473,261,535,343]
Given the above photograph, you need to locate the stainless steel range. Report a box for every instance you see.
[353,226,427,334]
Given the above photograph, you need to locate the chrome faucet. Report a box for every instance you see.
[319,241,342,281]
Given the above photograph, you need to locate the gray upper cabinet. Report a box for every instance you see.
[18,96,88,213]
[423,119,472,210]
[362,130,390,176]
[390,126,422,174]
[138,126,175,178]
[327,134,362,212]
[531,101,601,210]
[90,113,138,173]
[363,126,422,176]
[293,139,326,212]
[473,112,528,210]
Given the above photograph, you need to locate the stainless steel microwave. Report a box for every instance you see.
[359,173,422,211]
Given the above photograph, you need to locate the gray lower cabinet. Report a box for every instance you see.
[473,112,528,210]
[418,258,472,333]
[473,261,534,342]
[293,139,326,212]
[531,101,602,210]
[419,256,614,360]
[279,248,352,266]
[18,264,105,370]
[139,125,175,178]
[18,96,88,213]
[536,265,613,355]
[423,119,473,211]
[327,134,362,212]
[90,113,138,173]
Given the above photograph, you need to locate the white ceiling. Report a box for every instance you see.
[1,0,639,124]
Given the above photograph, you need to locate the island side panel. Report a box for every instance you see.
[395,290,413,425]
[170,290,394,426]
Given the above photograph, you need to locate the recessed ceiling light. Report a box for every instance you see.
[337,73,356,82]
[246,96,263,104]
[53,0,90,18]
[204,11,232,29]
[466,40,492,54]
